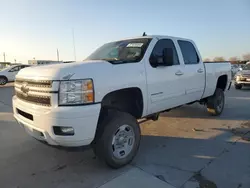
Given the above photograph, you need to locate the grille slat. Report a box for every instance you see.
[16,92,51,106]
[15,79,52,88]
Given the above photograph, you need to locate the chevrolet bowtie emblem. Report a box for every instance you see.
[20,82,29,96]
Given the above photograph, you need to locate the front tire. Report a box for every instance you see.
[235,83,242,90]
[93,110,141,169]
[206,88,225,116]
[0,77,7,85]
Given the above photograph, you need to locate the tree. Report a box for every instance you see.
[229,56,239,62]
[242,53,250,61]
[203,58,211,62]
[213,57,225,61]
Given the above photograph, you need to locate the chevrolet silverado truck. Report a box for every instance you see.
[13,35,231,168]
[234,63,250,89]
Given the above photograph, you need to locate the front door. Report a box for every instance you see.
[145,38,186,114]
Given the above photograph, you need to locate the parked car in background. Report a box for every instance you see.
[234,64,250,89]
[0,65,30,85]
[13,35,231,168]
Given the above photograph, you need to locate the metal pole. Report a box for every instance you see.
[57,48,60,61]
[72,28,76,61]
[3,52,6,62]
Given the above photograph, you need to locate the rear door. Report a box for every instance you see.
[145,38,186,114]
[177,40,205,102]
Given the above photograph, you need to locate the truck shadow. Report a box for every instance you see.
[160,95,250,121]
[133,127,250,188]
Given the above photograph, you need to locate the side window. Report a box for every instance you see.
[149,39,179,67]
[178,40,199,64]
[15,66,21,71]
[9,66,19,72]
[20,65,27,69]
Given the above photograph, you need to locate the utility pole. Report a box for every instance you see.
[72,28,76,61]
[57,48,60,62]
[3,52,6,62]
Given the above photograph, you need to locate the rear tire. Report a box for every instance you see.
[206,88,225,116]
[235,84,242,90]
[93,110,141,169]
[0,77,7,85]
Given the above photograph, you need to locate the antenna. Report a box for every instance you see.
[142,32,147,36]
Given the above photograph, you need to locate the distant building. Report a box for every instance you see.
[28,60,63,65]
[0,62,11,69]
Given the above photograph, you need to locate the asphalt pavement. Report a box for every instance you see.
[0,83,249,188]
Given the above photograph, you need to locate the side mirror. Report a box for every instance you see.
[163,48,174,66]
[150,48,174,68]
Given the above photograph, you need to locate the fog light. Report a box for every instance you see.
[53,126,74,136]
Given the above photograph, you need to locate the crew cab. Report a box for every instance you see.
[12,35,231,168]
[0,65,30,85]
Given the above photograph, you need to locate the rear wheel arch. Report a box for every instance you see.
[0,75,8,80]
[216,75,228,91]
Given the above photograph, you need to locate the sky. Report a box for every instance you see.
[1,0,250,63]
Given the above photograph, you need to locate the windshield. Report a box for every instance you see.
[242,64,250,70]
[86,38,152,64]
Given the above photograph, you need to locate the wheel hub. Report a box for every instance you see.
[112,124,135,159]
[216,92,224,112]
[0,79,6,85]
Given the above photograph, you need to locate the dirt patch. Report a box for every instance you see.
[231,121,250,141]
[241,121,250,127]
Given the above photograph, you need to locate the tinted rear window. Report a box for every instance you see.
[178,40,199,64]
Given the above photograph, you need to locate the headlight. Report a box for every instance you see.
[236,75,246,81]
[236,75,241,81]
[59,79,94,105]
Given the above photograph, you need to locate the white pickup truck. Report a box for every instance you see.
[13,35,231,168]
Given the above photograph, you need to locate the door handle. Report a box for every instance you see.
[175,71,184,76]
[197,68,204,73]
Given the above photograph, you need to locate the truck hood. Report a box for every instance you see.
[16,60,112,80]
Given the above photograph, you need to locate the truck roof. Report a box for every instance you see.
[114,35,194,43]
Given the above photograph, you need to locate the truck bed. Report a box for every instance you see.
[202,62,231,98]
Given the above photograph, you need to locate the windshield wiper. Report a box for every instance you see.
[101,58,129,64]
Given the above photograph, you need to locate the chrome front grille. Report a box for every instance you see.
[15,78,57,106]
[242,74,250,78]
[16,91,51,106]
[15,78,52,88]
